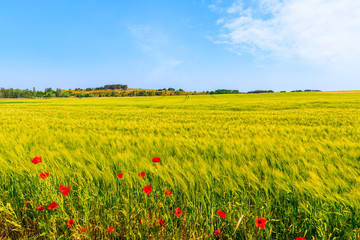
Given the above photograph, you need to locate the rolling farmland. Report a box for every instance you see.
[1,92,360,239]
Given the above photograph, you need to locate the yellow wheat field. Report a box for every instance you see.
[1,92,360,239]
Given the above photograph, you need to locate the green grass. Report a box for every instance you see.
[1,92,360,239]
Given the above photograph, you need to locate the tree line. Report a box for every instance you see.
[0,86,321,99]
[75,84,128,91]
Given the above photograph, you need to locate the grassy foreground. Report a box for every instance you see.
[1,92,360,239]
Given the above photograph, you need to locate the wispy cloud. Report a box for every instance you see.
[127,24,183,79]
[127,25,153,52]
[214,0,360,66]
[205,0,225,13]
[149,60,183,79]
[208,4,217,12]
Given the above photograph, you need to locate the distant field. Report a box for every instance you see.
[1,92,360,239]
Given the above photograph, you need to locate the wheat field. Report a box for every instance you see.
[1,92,360,239]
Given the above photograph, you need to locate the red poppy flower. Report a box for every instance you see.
[32,156,42,164]
[117,173,123,178]
[47,202,58,210]
[164,189,172,196]
[153,218,164,227]
[159,219,164,227]
[256,217,267,229]
[138,172,145,178]
[37,206,44,211]
[143,185,151,195]
[139,219,142,224]
[25,203,29,206]
[147,213,150,217]
[67,219,74,227]
[107,227,115,232]
[216,210,226,218]
[59,185,71,196]
[296,238,306,240]
[214,230,220,235]
[40,172,50,179]
[152,157,161,162]
[175,207,183,217]
[81,228,86,233]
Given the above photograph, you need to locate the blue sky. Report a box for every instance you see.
[0,0,359,92]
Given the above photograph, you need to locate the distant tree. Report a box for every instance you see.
[55,88,63,97]
[304,89,321,92]
[45,88,53,93]
[60,91,71,97]
[44,92,55,98]
[247,90,274,94]
[168,88,175,91]
[36,91,44,98]
[103,84,128,90]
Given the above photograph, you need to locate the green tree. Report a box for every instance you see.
[45,88,53,93]
[55,88,63,97]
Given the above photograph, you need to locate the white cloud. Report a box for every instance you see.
[216,18,225,25]
[216,0,360,66]
[227,0,243,14]
[127,24,165,53]
[127,24,183,80]
[208,4,217,12]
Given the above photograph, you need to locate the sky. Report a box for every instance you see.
[0,0,359,92]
